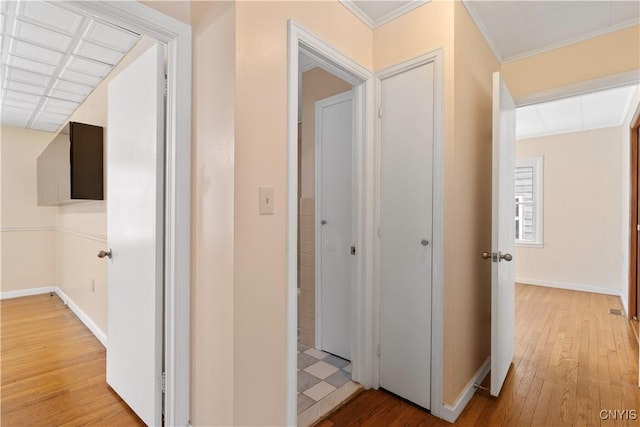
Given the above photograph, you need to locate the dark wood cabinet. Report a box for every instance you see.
[37,122,104,206]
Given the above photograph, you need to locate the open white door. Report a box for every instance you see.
[316,90,354,361]
[106,43,164,426]
[490,71,516,397]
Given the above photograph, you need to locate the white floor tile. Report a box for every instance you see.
[303,361,339,380]
[303,381,336,401]
[304,348,329,360]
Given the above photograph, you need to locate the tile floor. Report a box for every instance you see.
[297,342,352,414]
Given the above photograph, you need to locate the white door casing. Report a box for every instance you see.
[106,43,164,426]
[378,60,434,409]
[490,71,517,397]
[315,90,354,360]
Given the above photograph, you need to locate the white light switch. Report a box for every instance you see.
[259,187,274,215]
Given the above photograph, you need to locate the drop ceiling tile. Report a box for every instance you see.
[516,105,545,139]
[1,97,37,110]
[66,55,111,77]
[31,121,61,132]
[48,89,85,103]
[0,2,9,13]
[53,78,92,96]
[6,79,46,95]
[59,68,101,86]
[1,104,33,117]
[2,89,40,104]
[35,110,68,124]
[527,2,610,47]
[6,66,50,86]
[610,1,640,26]
[519,1,573,20]
[14,19,73,51]
[6,54,56,75]
[11,39,63,65]
[75,40,122,65]
[0,12,6,33]
[42,97,79,114]
[19,1,83,35]
[580,86,631,128]
[84,20,139,53]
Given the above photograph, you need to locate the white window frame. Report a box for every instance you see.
[515,195,524,241]
[515,156,543,248]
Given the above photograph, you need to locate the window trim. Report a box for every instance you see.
[515,156,544,248]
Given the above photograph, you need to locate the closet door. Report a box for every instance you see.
[379,60,434,409]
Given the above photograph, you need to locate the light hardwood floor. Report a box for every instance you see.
[1,294,144,426]
[317,284,640,426]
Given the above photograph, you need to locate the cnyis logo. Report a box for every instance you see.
[599,409,638,420]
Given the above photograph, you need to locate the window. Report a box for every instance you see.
[515,156,543,247]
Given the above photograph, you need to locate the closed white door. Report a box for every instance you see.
[379,61,434,409]
[316,91,354,360]
[490,71,516,396]
[106,43,164,426]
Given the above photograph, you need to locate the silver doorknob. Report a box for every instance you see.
[499,252,513,262]
[421,239,429,246]
[321,220,327,225]
[481,252,491,259]
[98,249,112,259]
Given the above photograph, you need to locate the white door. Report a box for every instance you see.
[316,91,353,361]
[106,43,164,426]
[379,61,434,409]
[490,71,516,397]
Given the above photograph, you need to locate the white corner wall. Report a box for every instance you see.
[516,126,625,295]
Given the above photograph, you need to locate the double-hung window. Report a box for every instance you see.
[515,156,543,247]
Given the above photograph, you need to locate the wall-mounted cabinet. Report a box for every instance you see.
[37,121,104,206]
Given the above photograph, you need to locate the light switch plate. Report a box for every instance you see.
[259,187,274,215]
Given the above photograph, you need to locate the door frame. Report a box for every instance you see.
[65,2,191,425]
[287,20,374,424]
[373,50,445,419]
[629,113,640,320]
[314,90,355,353]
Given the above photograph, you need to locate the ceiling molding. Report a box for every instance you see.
[339,0,429,29]
[502,18,639,64]
[461,0,504,63]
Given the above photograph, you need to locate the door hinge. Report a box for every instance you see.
[161,371,166,393]
[351,245,356,255]
[377,344,381,358]
[378,107,382,118]
[163,76,168,97]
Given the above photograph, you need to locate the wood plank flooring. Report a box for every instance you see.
[317,284,640,427]
[1,294,144,426]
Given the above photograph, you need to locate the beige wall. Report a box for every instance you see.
[190,1,235,425]
[516,126,624,291]
[0,127,57,291]
[502,25,640,101]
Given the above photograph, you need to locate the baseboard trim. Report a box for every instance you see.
[620,293,629,317]
[1,285,107,348]
[54,287,107,347]
[516,277,621,297]
[440,357,491,423]
[1,286,56,299]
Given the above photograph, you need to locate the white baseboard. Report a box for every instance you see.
[516,277,621,297]
[620,293,629,317]
[1,285,106,348]
[1,286,56,299]
[54,287,107,347]
[440,357,491,423]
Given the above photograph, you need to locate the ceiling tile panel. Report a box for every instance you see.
[580,86,630,127]
[527,2,610,46]
[66,55,111,77]
[515,105,545,139]
[0,12,6,33]
[42,97,79,114]
[14,19,73,51]
[84,20,139,52]
[471,1,518,18]
[6,79,46,95]
[1,97,37,110]
[11,39,63,65]
[19,1,83,34]
[535,97,583,130]
[6,66,51,86]
[75,40,122,65]
[6,54,56,75]
[2,89,40,104]
[59,68,101,86]
[30,121,62,132]
[48,89,86,103]
[35,110,68,124]
[53,78,93,96]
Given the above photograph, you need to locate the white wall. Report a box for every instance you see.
[516,126,625,295]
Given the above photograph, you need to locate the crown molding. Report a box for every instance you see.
[461,0,504,63]
[340,0,429,29]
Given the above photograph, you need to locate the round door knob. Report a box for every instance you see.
[499,252,513,262]
[421,239,429,246]
[98,249,112,259]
